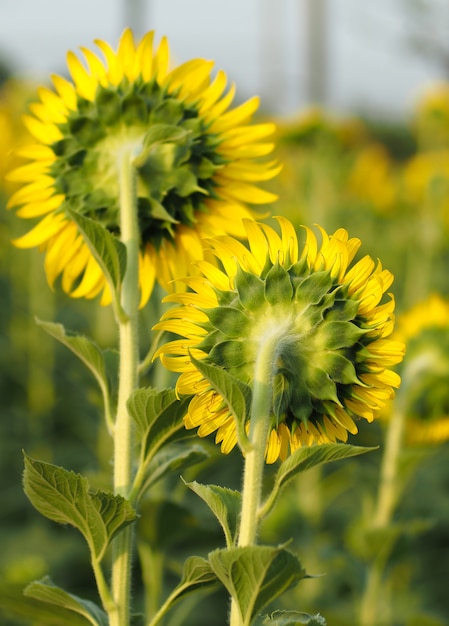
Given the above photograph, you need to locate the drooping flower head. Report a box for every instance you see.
[154,217,405,463]
[393,294,449,444]
[7,29,279,305]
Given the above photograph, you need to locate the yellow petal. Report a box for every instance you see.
[51,74,77,110]
[215,178,278,205]
[15,143,56,160]
[5,161,50,182]
[155,35,170,82]
[22,114,62,144]
[117,28,137,81]
[94,39,121,85]
[6,177,55,209]
[16,194,64,218]
[198,69,228,112]
[210,96,260,133]
[136,31,155,81]
[13,212,66,248]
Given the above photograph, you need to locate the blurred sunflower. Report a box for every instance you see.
[394,294,449,444]
[7,29,279,306]
[154,217,404,463]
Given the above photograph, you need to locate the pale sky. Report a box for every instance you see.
[0,0,447,119]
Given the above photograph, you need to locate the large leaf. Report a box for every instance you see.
[261,610,327,625]
[25,578,108,626]
[36,319,113,430]
[190,355,252,452]
[23,454,136,561]
[68,210,126,315]
[208,546,305,626]
[259,444,375,519]
[186,480,242,548]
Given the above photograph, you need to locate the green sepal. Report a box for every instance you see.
[316,320,366,350]
[95,86,122,125]
[264,261,294,306]
[324,296,359,322]
[319,352,359,385]
[150,97,184,125]
[259,444,376,520]
[190,354,252,453]
[261,610,327,626]
[69,116,106,146]
[185,480,242,548]
[235,266,266,311]
[306,366,340,404]
[294,271,332,307]
[208,545,306,626]
[67,209,126,317]
[208,340,247,368]
[121,92,148,124]
[23,453,137,561]
[24,577,108,626]
[206,306,250,338]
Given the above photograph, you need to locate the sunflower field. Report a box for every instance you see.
[0,29,448,626]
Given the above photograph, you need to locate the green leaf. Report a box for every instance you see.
[24,578,108,626]
[259,444,376,520]
[140,442,209,496]
[36,318,110,401]
[190,355,252,453]
[208,546,305,626]
[261,610,327,625]
[0,582,89,626]
[142,556,218,624]
[67,210,126,313]
[23,454,137,560]
[170,556,218,603]
[186,480,242,548]
[128,387,191,457]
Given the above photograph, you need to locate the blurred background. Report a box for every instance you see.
[1,1,449,625]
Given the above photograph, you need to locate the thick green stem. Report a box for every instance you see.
[229,333,279,626]
[110,149,140,626]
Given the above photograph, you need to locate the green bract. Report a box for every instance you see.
[51,79,224,248]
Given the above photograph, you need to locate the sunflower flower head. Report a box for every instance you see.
[7,29,279,306]
[154,217,405,463]
[393,294,449,444]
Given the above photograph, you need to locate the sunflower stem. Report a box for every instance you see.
[359,395,406,626]
[229,332,278,626]
[110,149,140,626]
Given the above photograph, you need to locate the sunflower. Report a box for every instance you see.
[394,294,449,444]
[6,29,279,306]
[154,217,404,463]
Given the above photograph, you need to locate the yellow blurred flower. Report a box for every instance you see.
[394,294,449,444]
[154,217,404,463]
[347,144,398,213]
[7,29,279,306]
